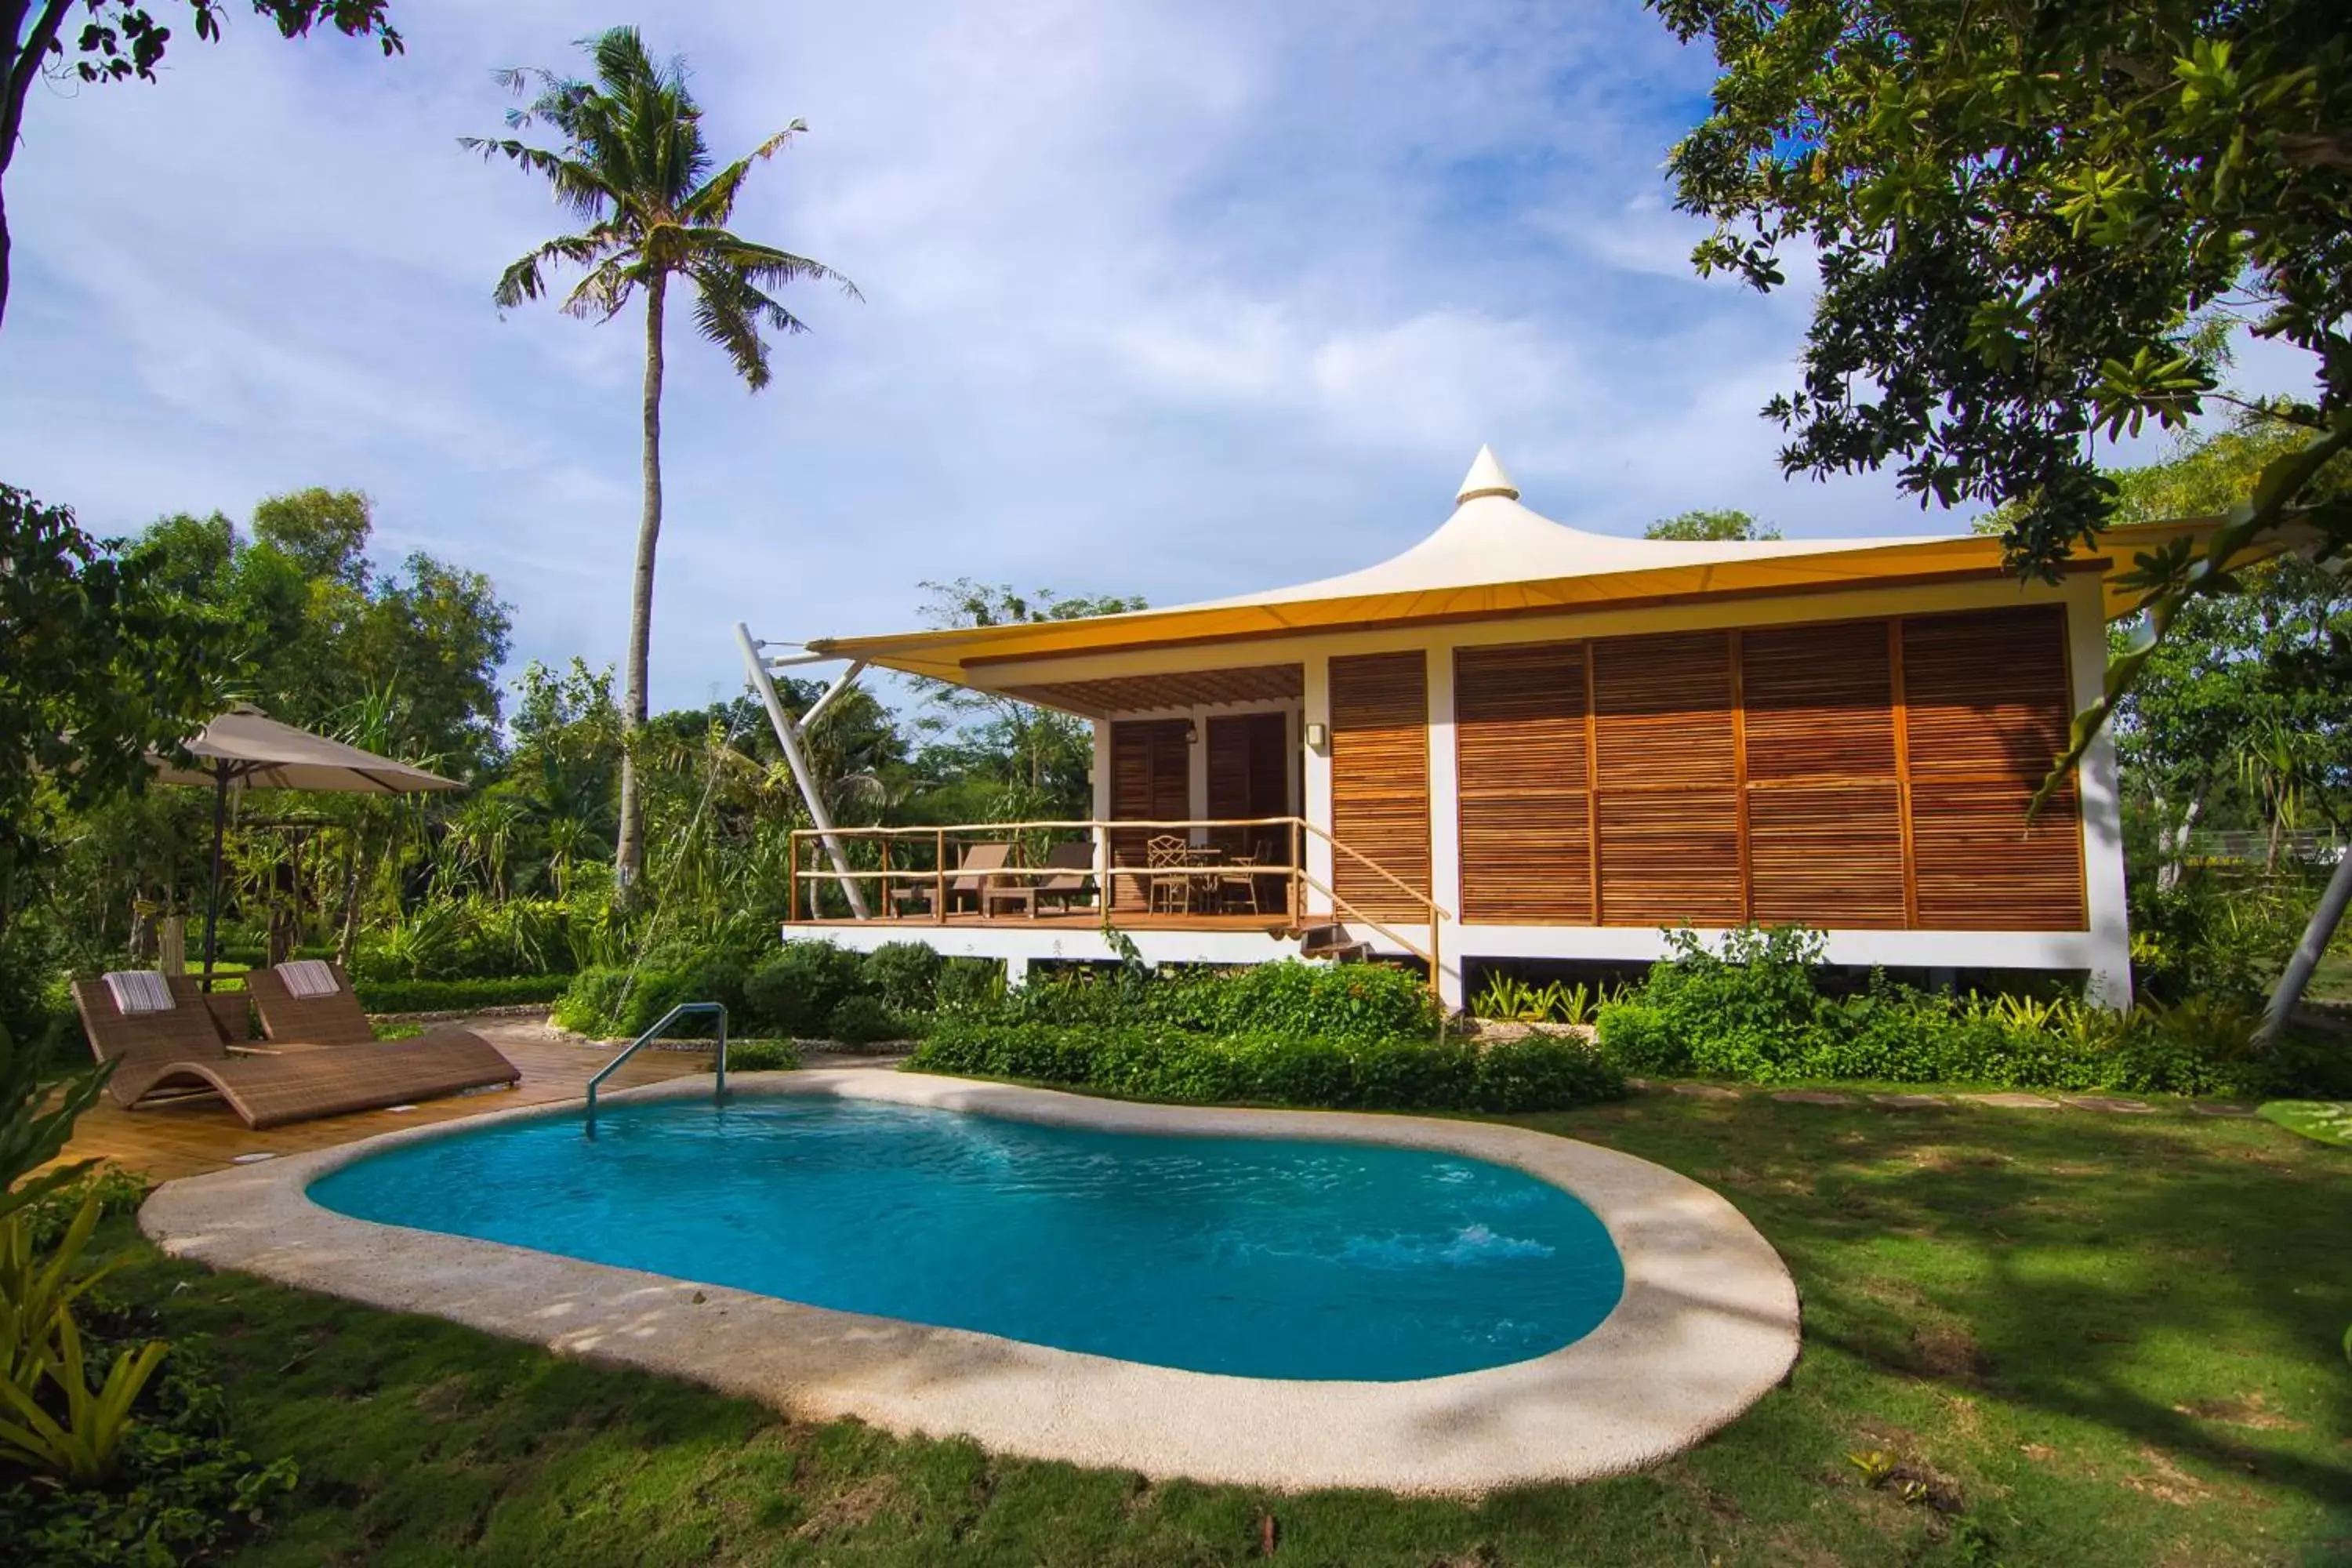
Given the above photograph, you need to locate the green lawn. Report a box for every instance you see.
[97,1091,2352,1566]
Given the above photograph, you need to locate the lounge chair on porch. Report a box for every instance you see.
[983,840,1097,920]
[894,841,1018,917]
[71,971,519,1130]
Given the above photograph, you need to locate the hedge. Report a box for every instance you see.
[908,1019,1624,1113]
[1592,924,2352,1100]
[355,974,572,1014]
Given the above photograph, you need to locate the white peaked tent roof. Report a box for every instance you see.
[149,706,459,793]
[807,446,2234,684]
[1174,446,1942,614]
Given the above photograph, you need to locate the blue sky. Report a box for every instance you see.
[0,0,2308,717]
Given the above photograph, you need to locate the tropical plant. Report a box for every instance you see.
[466,25,858,895]
[0,1305,168,1484]
[0,1194,115,1388]
[0,486,228,939]
[1472,974,1629,1025]
[0,1025,111,1227]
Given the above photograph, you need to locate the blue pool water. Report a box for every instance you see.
[308,1097,1625,1381]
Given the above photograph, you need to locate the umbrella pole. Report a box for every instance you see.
[201,768,228,992]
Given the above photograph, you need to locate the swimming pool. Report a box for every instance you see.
[308,1095,1625,1381]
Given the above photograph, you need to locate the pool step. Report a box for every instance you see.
[1297,924,1370,964]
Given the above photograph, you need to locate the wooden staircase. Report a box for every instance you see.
[1295,922,1371,964]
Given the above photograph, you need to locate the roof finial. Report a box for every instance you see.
[1455,445,1519,504]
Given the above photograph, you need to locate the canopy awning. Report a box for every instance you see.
[150,706,459,793]
[804,447,2240,684]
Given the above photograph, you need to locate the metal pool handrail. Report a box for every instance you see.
[586,1001,728,1135]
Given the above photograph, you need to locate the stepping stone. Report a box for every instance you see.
[1669,1083,1741,1100]
[2189,1102,2258,1118]
[1871,1093,1947,1109]
[2061,1095,2156,1114]
[1772,1090,1852,1105]
[1962,1092,2061,1110]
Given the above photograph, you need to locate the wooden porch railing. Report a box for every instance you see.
[783,816,1450,997]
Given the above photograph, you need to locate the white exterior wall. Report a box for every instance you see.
[830,570,2133,1007]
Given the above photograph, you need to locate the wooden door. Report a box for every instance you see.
[1110,718,1191,911]
[1207,712,1294,913]
[1329,653,1432,921]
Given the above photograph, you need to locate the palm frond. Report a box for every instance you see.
[676,230,862,302]
[459,137,622,224]
[687,264,791,389]
[680,123,805,226]
[492,233,612,311]
[561,257,643,323]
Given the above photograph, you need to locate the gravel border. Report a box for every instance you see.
[140,1070,1800,1494]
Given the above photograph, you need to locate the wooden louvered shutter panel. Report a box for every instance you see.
[1902,607,2085,930]
[1329,652,1432,920]
[1592,632,1742,925]
[1455,642,1590,923]
[1109,719,1191,912]
[1740,621,1907,927]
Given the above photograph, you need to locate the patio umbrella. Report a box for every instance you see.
[149,705,460,986]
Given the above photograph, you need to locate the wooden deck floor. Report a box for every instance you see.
[54,1021,712,1185]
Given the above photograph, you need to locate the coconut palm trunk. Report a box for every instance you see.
[616,272,669,890]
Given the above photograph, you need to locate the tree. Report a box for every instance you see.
[129,488,513,773]
[1644,508,1780,542]
[1651,0,2352,771]
[0,1,400,326]
[465,25,858,896]
[911,580,1146,821]
[0,484,227,940]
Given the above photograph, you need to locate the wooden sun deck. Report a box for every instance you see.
[52,1020,713,1185]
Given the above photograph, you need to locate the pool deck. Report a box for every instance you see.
[140,1069,1802,1495]
[54,1020,716,1183]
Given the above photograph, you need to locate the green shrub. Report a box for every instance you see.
[909,1019,1622,1113]
[1474,1032,1629,1111]
[743,942,869,1037]
[350,897,576,983]
[723,1039,800,1072]
[824,994,904,1044]
[861,943,943,1013]
[971,959,1439,1047]
[935,958,1004,1011]
[0,1329,298,1567]
[354,974,571,1014]
[1591,924,2336,1098]
[553,956,743,1040]
[1594,1000,1686,1076]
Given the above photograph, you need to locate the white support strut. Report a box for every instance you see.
[735,622,872,920]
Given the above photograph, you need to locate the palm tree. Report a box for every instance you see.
[464,27,858,895]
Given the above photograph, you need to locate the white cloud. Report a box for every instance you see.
[0,0,1994,717]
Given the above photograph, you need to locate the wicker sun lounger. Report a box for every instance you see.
[246,960,464,1048]
[72,973,518,1131]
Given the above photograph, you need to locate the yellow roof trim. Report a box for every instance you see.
[804,510,2243,686]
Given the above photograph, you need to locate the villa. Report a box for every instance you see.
[744,448,2181,1007]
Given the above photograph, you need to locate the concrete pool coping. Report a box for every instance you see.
[140,1069,1801,1494]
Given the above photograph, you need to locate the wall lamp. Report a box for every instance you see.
[1304,720,1328,750]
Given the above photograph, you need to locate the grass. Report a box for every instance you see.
[88,1091,2352,1566]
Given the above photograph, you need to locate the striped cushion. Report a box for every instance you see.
[277,959,341,998]
[103,971,174,1014]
